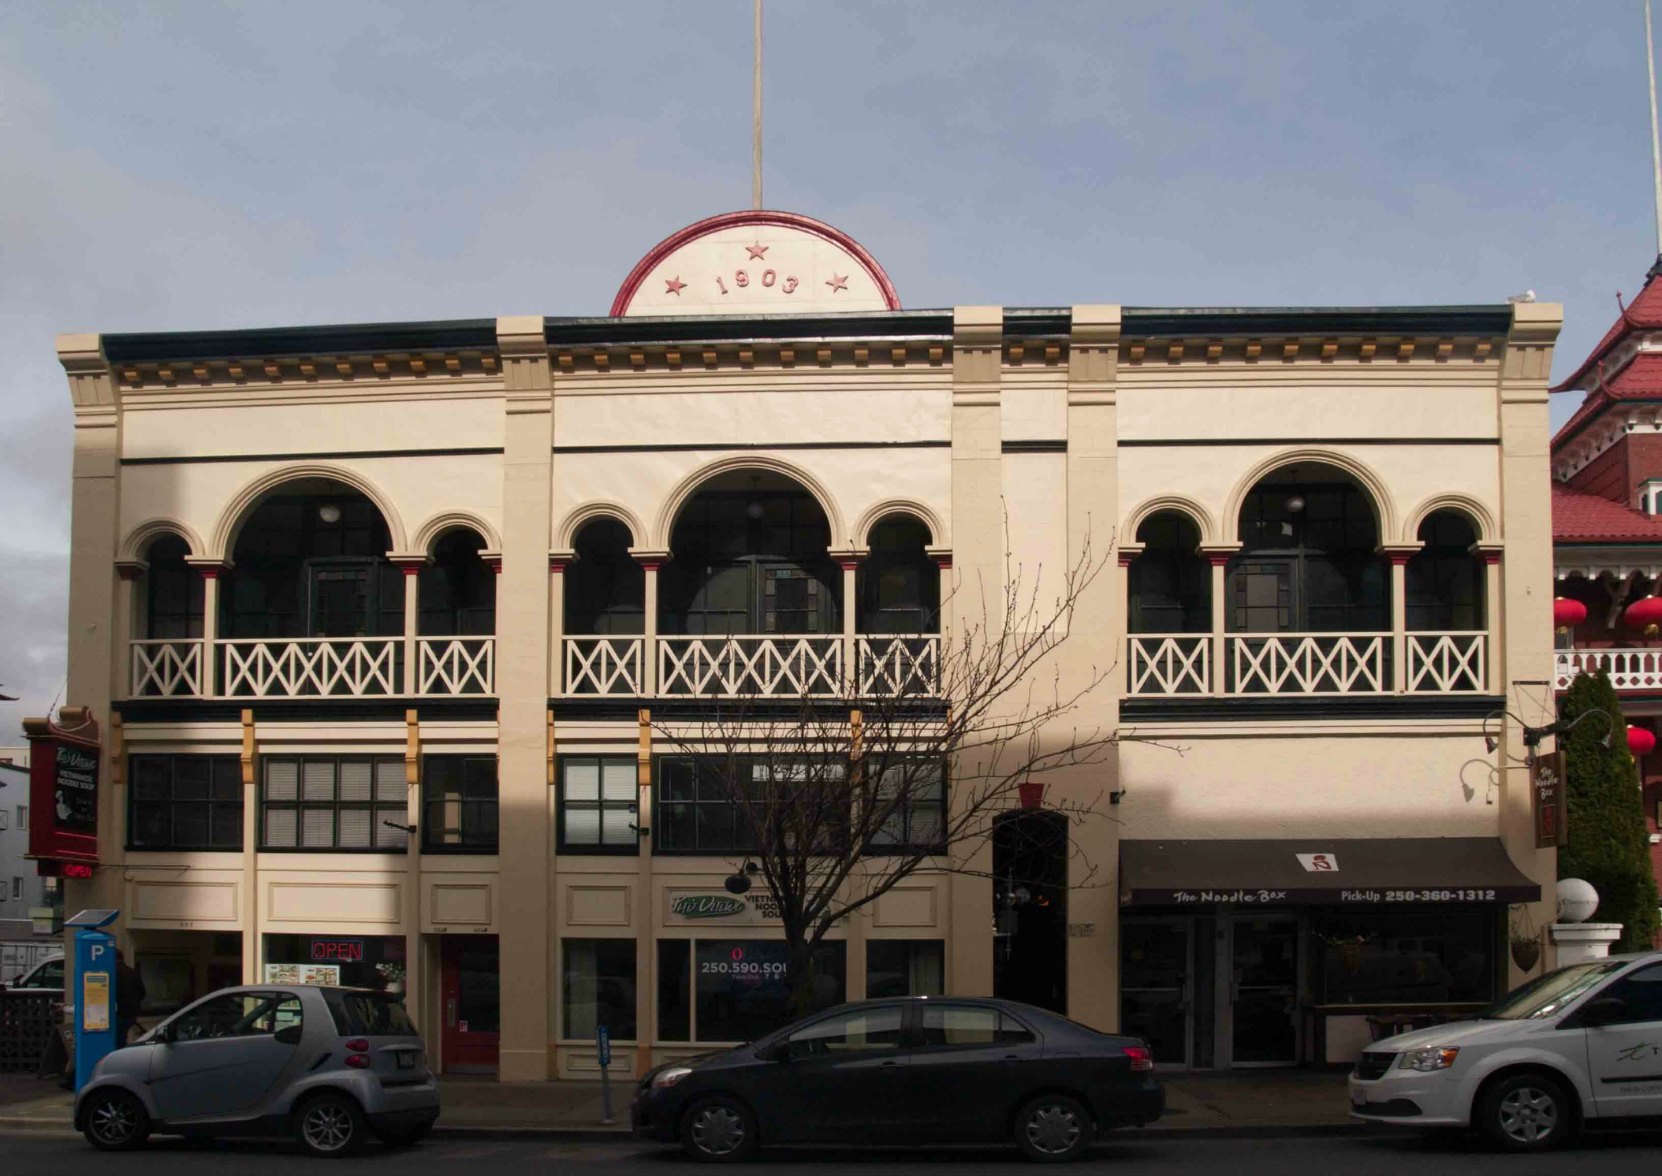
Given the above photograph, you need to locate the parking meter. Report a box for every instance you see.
[66,909,120,1091]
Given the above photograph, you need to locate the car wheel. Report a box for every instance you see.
[375,1120,433,1148]
[82,1089,150,1152]
[679,1095,758,1163]
[1014,1094,1094,1163]
[1476,1072,1576,1152]
[295,1092,367,1158]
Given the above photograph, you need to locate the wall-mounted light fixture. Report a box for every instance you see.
[318,503,343,524]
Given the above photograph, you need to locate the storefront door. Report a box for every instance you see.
[1225,918,1300,1066]
[440,936,500,1074]
[1120,919,1193,1068]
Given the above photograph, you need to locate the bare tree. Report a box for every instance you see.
[654,529,1118,1014]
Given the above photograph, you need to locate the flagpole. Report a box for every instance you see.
[753,0,764,210]
[1648,0,1662,252]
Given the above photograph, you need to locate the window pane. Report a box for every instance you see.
[562,939,637,1039]
[463,758,497,800]
[657,939,691,1041]
[339,761,374,803]
[375,760,404,803]
[601,760,635,801]
[173,758,210,800]
[211,804,243,848]
[264,807,297,847]
[786,1007,902,1056]
[920,1004,999,1046]
[376,811,408,850]
[132,757,171,801]
[303,761,335,802]
[601,806,635,846]
[566,760,599,801]
[265,760,299,802]
[337,808,371,848]
[173,805,209,846]
[131,803,170,847]
[212,759,242,801]
[565,807,600,845]
[867,940,945,999]
[302,808,335,847]
[695,940,845,1043]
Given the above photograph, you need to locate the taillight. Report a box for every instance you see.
[345,1053,372,1069]
[1123,1046,1154,1072]
[344,1038,370,1052]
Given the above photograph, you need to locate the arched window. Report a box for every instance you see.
[1129,512,1208,633]
[144,534,203,639]
[566,518,645,635]
[223,482,399,639]
[419,530,497,636]
[859,515,938,634]
[1229,471,1387,632]
[1406,511,1483,631]
[661,471,838,635]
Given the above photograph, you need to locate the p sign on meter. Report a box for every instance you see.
[67,908,121,1092]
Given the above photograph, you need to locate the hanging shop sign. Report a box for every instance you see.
[666,891,783,923]
[22,708,102,868]
[1532,751,1569,849]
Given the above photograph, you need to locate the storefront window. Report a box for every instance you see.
[563,939,637,1040]
[1312,911,1495,1005]
[262,934,407,995]
[693,939,846,1043]
[866,940,944,998]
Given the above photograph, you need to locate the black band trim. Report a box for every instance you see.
[551,697,948,722]
[1600,1073,1662,1083]
[1002,440,1067,453]
[115,698,499,723]
[1119,695,1506,723]
[104,320,500,364]
[121,446,503,467]
[1117,438,1499,448]
[1123,306,1513,338]
[553,440,949,455]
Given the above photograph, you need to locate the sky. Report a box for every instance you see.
[1,0,1658,734]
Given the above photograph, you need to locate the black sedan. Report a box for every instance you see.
[632,996,1163,1162]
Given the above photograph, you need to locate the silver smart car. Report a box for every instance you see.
[74,984,439,1156]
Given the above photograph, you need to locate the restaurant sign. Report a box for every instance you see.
[23,708,102,868]
[1532,751,1569,849]
[666,890,783,924]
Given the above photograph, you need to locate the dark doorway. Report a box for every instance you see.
[992,809,1068,1013]
[441,935,500,1074]
[308,561,376,637]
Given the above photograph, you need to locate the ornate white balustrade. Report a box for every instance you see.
[658,635,843,697]
[1405,632,1487,693]
[856,636,941,695]
[128,637,497,698]
[1231,634,1386,694]
[1554,647,1662,692]
[565,637,645,695]
[130,640,203,697]
[1127,636,1210,695]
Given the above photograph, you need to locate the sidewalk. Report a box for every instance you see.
[0,1068,1360,1138]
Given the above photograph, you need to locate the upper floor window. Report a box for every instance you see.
[565,518,644,635]
[866,758,947,852]
[1229,470,1386,633]
[1129,511,1209,633]
[419,530,496,636]
[558,756,639,853]
[660,471,839,636]
[656,755,849,855]
[858,515,939,634]
[129,755,243,850]
[1642,480,1662,516]
[421,755,498,852]
[261,756,408,851]
[1406,511,1484,631]
[143,534,204,640]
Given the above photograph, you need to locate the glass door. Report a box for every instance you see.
[1226,918,1300,1066]
[307,559,375,637]
[1120,920,1192,1068]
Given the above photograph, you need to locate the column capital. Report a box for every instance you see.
[548,548,576,572]
[115,559,148,581]
[828,547,864,571]
[629,547,672,571]
[184,556,233,578]
[1379,543,1422,566]
[1116,543,1145,569]
[926,545,953,570]
[480,550,503,573]
[1472,542,1504,566]
[386,552,431,575]
[1198,543,1241,568]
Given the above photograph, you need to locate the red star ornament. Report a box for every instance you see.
[826,274,849,292]
[746,244,768,260]
[664,276,687,295]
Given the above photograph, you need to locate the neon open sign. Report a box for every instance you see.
[310,939,364,962]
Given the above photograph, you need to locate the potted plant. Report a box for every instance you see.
[1508,905,1541,972]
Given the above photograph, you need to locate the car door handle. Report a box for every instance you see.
[879,1059,900,1068]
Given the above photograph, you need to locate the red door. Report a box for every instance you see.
[440,936,500,1073]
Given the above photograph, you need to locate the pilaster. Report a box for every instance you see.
[495,315,555,1080]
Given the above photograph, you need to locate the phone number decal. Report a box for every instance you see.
[1341,889,1497,903]
[699,961,788,976]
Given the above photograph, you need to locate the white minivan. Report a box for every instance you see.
[1349,950,1662,1151]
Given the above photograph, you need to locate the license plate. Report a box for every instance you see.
[397,1051,415,1070]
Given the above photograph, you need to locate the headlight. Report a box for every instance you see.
[1400,1046,1459,1072]
[652,1066,694,1088]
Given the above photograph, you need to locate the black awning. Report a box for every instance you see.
[1119,837,1540,907]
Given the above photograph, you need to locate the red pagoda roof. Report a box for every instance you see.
[1552,483,1662,544]
[1553,352,1662,447]
[1553,257,1662,394]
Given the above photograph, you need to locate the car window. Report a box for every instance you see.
[1599,963,1662,1025]
[920,1004,1034,1047]
[170,993,299,1041]
[1481,960,1626,1020]
[33,960,64,988]
[331,991,418,1037]
[784,1006,904,1058]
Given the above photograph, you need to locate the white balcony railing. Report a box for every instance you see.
[130,639,203,697]
[1230,634,1387,695]
[1406,632,1487,693]
[564,637,645,695]
[417,637,495,695]
[1555,647,1662,692]
[659,635,843,697]
[1127,635,1210,695]
[856,636,941,695]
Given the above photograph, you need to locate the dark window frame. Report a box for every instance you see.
[127,754,244,851]
[653,754,852,857]
[1228,482,1388,634]
[420,754,499,853]
[863,757,948,855]
[561,937,638,1041]
[259,754,409,853]
[556,754,640,855]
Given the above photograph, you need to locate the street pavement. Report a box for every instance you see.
[2,1129,1660,1174]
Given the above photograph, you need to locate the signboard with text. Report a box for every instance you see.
[25,718,101,867]
[1533,752,1569,848]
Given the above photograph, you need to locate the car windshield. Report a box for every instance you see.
[1478,960,1627,1020]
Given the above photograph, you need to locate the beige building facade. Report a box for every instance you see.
[40,211,1563,1076]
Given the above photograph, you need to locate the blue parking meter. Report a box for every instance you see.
[66,909,120,1092]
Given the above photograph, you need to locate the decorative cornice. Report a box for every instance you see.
[113,350,499,391]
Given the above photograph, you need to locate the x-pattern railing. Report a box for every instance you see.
[564,637,644,695]
[1231,634,1385,695]
[1406,632,1485,693]
[1127,635,1210,695]
[856,636,940,695]
[659,635,842,697]
[220,638,401,697]
[130,640,203,697]
[417,637,495,695]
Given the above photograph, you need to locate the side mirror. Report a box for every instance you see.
[149,1023,172,1044]
[757,1040,791,1063]
[1577,996,1629,1028]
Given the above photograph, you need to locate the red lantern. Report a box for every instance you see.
[1625,595,1662,637]
[1018,780,1046,809]
[1628,726,1657,757]
[1553,597,1588,632]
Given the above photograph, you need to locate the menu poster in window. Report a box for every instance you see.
[263,963,341,986]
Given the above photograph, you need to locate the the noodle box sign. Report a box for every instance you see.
[671,895,747,919]
[311,939,365,962]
